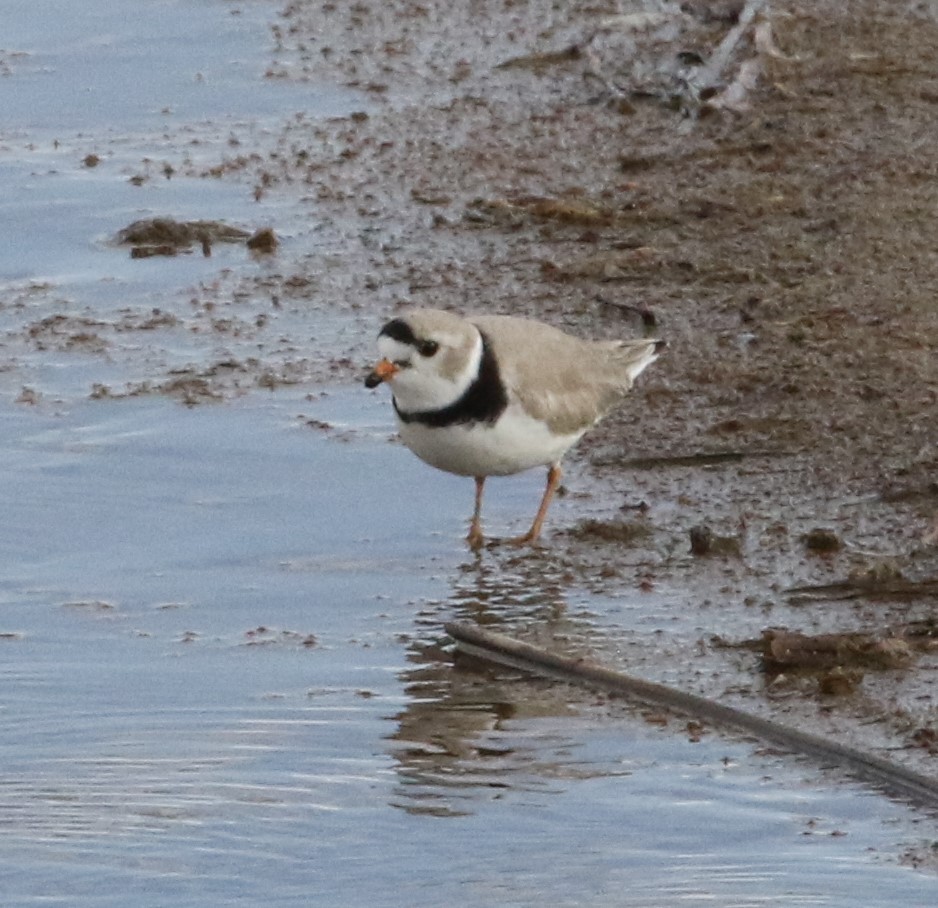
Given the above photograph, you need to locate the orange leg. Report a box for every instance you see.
[467,476,486,550]
[508,463,562,546]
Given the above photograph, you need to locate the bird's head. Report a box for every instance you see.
[364,309,482,412]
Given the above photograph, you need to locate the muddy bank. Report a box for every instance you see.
[224,0,938,777]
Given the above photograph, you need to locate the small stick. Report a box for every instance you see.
[446,621,938,811]
[697,0,769,90]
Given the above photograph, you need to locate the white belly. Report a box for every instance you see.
[397,405,583,477]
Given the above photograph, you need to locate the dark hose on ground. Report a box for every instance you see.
[445,621,938,812]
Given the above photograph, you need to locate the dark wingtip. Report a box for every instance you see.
[653,339,667,354]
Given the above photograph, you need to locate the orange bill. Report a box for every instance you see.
[364,358,398,388]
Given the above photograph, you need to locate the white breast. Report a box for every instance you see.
[397,403,584,477]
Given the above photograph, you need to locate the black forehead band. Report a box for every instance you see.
[378,318,420,347]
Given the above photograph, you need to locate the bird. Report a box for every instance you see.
[364,308,665,549]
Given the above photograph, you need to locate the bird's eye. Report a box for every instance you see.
[393,359,411,369]
[418,340,439,357]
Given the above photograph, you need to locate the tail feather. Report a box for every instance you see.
[616,337,666,382]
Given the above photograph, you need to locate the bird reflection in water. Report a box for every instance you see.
[385,550,613,817]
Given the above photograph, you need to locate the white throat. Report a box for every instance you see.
[386,330,483,414]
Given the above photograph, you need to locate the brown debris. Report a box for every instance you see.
[909,727,938,755]
[689,524,742,557]
[787,576,938,604]
[130,244,180,259]
[818,667,862,698]
[761,629,914,673]
[801,527,842,553]
[116,218,250,257]
[566,518,652,544]
[246,227,279,253]
[496,44,582,73]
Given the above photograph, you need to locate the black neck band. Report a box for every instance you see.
[394,331,508,428]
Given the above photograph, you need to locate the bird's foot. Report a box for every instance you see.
[502,529,544,548]
[466,531,542,550]
[466,525,486,551]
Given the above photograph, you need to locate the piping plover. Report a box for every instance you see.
[365,308,664,548]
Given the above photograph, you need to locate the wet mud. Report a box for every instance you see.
[226,0,938,785]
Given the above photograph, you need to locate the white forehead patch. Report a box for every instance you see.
[377,336,415,361]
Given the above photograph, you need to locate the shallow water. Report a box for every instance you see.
[1,393,935,907]
[1,3,936,906]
